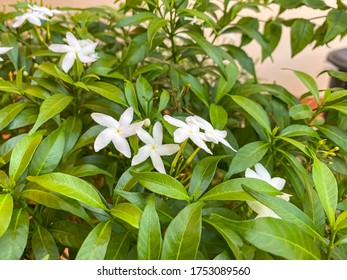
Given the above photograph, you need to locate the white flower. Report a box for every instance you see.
[0,46,13,61]
[245,163,290,219]
[12,11,50,28]
[132,122,180,173]
[91,108,145,158]
[48,32,98,72]
[163,115,212,154]
[191,115,237,152]
[28,4,63,17]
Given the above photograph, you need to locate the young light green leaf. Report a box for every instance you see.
[215,63,239,103]
[0,194,13,237]
[189,155,229,201]
[131,171,190,201]
[290,19,314,57]
[279,124,320,139]
[312,158,338,226]
[76,220,112,260]
[30,94,73,134]
[9,133,42,184]
[138,196,162,260]
[225,141,270,179]
[209,214,321,260]
[86,82,127,106]
[0,208,29,260]
[161,202,204,260]
[0,102,26,131]
[242,185,325,242]
[289,104,314,120]
[148,17,167,49]
[27,172,108,211]
[291,69,320,102]
[200,178,282,201]
[116,12,156,27]
[209,104,228,130]
[110,203,142,229]
[32,225,60,260]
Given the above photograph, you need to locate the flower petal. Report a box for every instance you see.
[132,146,151,166]
[112,135,131,158]
[254,163,271,182]
[27,15,42,26]
[94,128,114,152]
[245,168,260,180]
[48,44,72,53]
[218,137,237,152]
[0,47,13,54]
[150,151,166,174]
[173,128,189,143]
[164,115,188,129]
[191,115,213,130]
[136,128,154,145]
[119,107,134,127]
[91,113,119,129]
[61,52,76,73]
[189,134,212,154]
[153,122,163,144]
[78,54,97,63]
[66,32,80,50]
[270,177,286,191]
[12,15,26,28]
[121,121,144,138]
[157,144,179,156]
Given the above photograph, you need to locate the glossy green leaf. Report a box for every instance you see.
[231,95,271,135]
[86,82,127,106]
[161,202,204,260]
[225,141,270,178]
[318,125,347,152]
[215,63,239,103]
[29,124,65,176]
[180,72,209,107]
[242,186,324,242]
[0,208,29,260]
[312,158,338,226]
[27,172,108,210]
[131,171,190,200]
[110,203,142,229]
[179,8,218,32]
[136,75,153,116]
[324,9,347,43]
[0,134,26,165]
[0,102,26,131]
[138,196,162,260]
[76,220,112,260]
[63,116,82,156]
[1,32,18,70]
[189,155,229,200]
[0,194,13,237]
[124,81,140,116]
[290,19,315,57]
[200,178,282,201]
[157,89,170,114]
[148,17,167,48]
[262,20,282,60]
[291,70,320,102]
[64,164,112,178]
[116,12,156,27]
[32,225,60,260]
[227,45,256,77]
[209,214,321,260]
[273,0,301,9]
[22,184,92,223]
[105,232,130,260]
[302,0,327,9]
[9,133,42,183]
[209,104,228,130]
[8,108,38,130]
[276,136,313,157]
[289,104,314,120]
[279,124,319,139]
[30,94,73,134]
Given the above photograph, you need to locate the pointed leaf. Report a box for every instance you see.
[161,202,204,260]
[32,225,60,260]
[209,104,228,130]
[290,19,314,57]
[0,194,13,237]
[215,63,239,103]
[110,203,142,229]
[318,125,347,152]
[0,103,26,131]
[291,69,320,102]
[324,9,347,43]
[86,82,127,106]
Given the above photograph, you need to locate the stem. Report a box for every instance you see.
[170,139,188,175]
[169,9,177,64]
[33,25,48,48]
[327,229,337,260]
[176,146,200,176]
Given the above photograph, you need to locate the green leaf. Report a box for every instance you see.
[302,0,327,9]
[180,72,209,107]
[289,104,314,120]
[274,0,301,9]
[9,133,42,184]
[138,196,162,260]
[110,203,142,229]
[318,125,347,152]
[64,164,112,178]
[203,216,244,259]
[122,33,150,66]
[131,171,190,201]
[209,104,228,130]
[290,19,315,57]
[242,186,324,242]
[86,82,127,106]
[37,62,73,84]
[0,103,26,131]
[209,214,321,260]
[136,75,153,116]
[32,225,60,260]
[200,178,282,201]
[157,89,170,114]
[231,95,271,135]
[215,63,239,103]
[227,45,256,77]
[124,81,141,117]
[148,17,168,49]
[312,158,338,226]
[161,202,204,260]
[8,108,38,130]
[276,136,313,157]
[262,20,282,60]
[76,221,112,260]
[279,124,319,139]
[116,12,156,27]
[29,124,65,176]
[189,155,229,201]
[324,9,347,43]
[27,173,108,210]
[30,94,73,134]
[179,8,218,32]
[63,116,82,155]
[1,32,18,70]
[291,70,320,102]
[22,184,92,223]
[0,134,26,165]
[0,208,29,260]
[225,141,270,178]
[105,232,130,260]
[0,194,13,237]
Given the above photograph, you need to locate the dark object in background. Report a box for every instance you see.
[327,48,347,88]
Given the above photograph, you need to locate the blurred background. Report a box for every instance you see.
[4,0,347,96]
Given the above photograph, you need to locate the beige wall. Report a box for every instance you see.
[5,0,347,95]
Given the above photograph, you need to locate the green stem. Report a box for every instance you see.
[170,139,188,175]
[327,229,337,260]
[176,146,200,176]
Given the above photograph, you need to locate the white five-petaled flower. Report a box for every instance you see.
[191,115,237,152]
[163,115,212,154]
[48,32,98,73]
[91,108,146,158]
[28,4,63,17]
[132,122,180,174]
[245,163,290,219]
[0,46,13,61]
[12,10,50,28]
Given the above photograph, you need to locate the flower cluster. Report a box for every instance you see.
[91,110,235,173]
[49,32,98,73]
[245,163,290,218]
[12,4,62,28]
